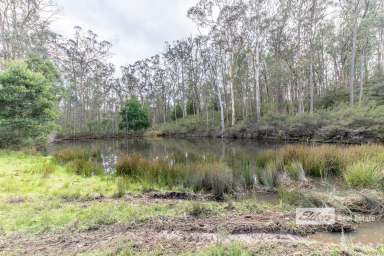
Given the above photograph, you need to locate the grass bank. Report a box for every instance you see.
[1,147,384,255]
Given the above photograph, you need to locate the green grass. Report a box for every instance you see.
[0,151,217,235]
[190,243,252,256]
[344,160,384,189]
[0,199,194,234]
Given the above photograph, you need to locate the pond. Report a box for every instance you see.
[47,138,384,246]
[47,138,280,173]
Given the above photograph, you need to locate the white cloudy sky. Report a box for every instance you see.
[51,0,199,67]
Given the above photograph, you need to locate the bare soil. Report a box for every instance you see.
[1,191,381,255]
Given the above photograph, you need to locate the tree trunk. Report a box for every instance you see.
[349,9,359,106]
[230,54,236,126]
[359,48,366,105]
[254,42,261,121]
[309,61,314,114]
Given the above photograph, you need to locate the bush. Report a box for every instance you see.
[344,160,384,189]
[0,59,58,147]
[119,97,150,132]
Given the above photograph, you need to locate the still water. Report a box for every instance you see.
[47,138,384,246]
[47,138,280,172]
[311,221,384,246]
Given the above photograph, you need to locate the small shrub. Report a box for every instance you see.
[344,160,384,189]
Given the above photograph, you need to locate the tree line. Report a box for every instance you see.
[1,0,384,138]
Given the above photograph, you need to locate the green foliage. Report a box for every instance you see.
[367,74,384,106]
[187,99,195,115]
[0,59,58,147]
[87,119,116,134]
[316,87,349,110]
[25,54,61,85]
[171,103,184,120]
[119,97,150,132]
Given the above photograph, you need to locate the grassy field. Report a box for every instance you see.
[0,149,384,255]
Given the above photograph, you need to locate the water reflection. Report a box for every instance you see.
[48,138,280,171]
[310,221,384,246]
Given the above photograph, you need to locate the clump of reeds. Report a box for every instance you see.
[284,161,306,181]
[344,160,384,189]
[185,162,235,200]
[67,158,104,177]
[115,154,238,199]
[255,160,282,188]
[256,144,384,180]
[53,148,102,163]
[53,148,103,177]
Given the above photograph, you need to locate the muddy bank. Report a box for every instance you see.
[53,122,384,144]
[0,215,343,256]
[157,123,384,144]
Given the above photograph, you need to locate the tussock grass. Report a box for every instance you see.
[256,161,281,188]
[53,148,102,163]
[116,154,240,199]
[256,144,384,189]
[344,160,384,189]
[284,161,305,181]
[66,158,104,177]
[53,148,104,177]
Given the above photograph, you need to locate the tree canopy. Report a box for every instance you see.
[119,97,150,132]
[0,58,58,147]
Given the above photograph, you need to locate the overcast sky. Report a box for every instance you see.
[51,0,199,68]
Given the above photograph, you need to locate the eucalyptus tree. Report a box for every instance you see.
[56,27,114,133]
[0,0,57,67]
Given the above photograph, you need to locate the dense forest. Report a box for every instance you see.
[1,0,384,143]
